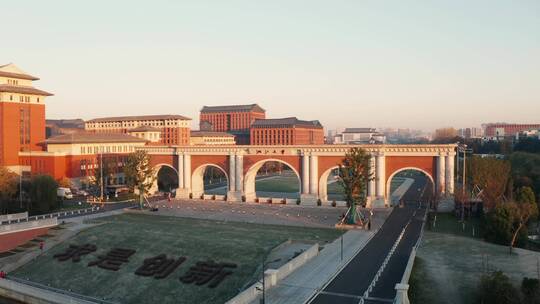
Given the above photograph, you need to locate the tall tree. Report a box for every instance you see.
[92,156,114,198]
[469,156,511,208]
[29,175,58,214]
[124,150,156,209]
[0,167,19,213]
[337,147,372,225]
[508,187,538,252]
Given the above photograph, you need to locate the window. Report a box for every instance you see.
[81,146,86,154]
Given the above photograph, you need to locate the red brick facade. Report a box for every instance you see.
[250,126,324,145]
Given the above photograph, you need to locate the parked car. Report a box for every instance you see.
[57,187,73,199]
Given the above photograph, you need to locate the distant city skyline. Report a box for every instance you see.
[3,0,539,131]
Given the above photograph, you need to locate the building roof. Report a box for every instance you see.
[251,117,323,128]
[128,125,161,132]
[87,114,191,123]
[343,128,377,133]
[0,84,53,96]
[0,63,40,80]
[190,131,235,137]
[200,103,266,113]
[43,133,148,144]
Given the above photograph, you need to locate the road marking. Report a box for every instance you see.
[318,290,363,299]
[364,296,394,303]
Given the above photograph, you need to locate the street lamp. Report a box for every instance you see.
[256,257,281,304]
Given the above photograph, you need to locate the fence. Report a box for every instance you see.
[1,207,99,226]
[0,217,57,235]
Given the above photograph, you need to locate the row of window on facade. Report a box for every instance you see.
[87,120,186,129]
[80,145,137,155]
[0,94,40,103]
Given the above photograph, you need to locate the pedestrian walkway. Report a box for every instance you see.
[256,209,391,304]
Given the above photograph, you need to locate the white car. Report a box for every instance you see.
[57,187,73,199]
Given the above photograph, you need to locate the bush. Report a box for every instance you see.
[296,198,301,205]
[521,277,540,304]
[476,271,521,304]
[317,199,322,206]
[331,201,337,207]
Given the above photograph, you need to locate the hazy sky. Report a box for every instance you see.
[3,1,539,131]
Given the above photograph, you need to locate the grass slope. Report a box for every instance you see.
[13,213,342,304]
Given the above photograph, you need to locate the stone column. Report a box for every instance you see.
[183,153,191,190]
[437,154,446,195]
[309,154,318,195]
[301,153,309,194]
[375,152,385,198]
[229,154,236,192]
[178,153,184,189]
[235,154,243,192]
[368,154,376,198]
[445,153,455,195]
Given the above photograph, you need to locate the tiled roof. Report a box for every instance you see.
[343,128,377,133]
[43,133,148,144]
[0,85,53,96]
[87,114,191,123]
[200,104,265,113]
[190,131,235,137]
[128,125,161,132]
[0,65,40,81]
[251,117,323,128]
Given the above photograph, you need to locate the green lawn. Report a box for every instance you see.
[428,213,482,239]
[255,174,300,193]
[412,231,540,304]
[13,213,342,304]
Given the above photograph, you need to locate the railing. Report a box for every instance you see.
[5,276,117,304]
[393,206,429,304]
[1,207,100,226]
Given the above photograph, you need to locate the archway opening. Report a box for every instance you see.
[318,166,345,202]
[386,168,434,207]
[191,164,229,198]
[244,160,301,202]
[156,165,178,193]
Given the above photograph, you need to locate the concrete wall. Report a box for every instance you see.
[225,243,319,304]
[0,212,28,222]
[0,279,95,304]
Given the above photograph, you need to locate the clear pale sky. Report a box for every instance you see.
[3,0,539,131]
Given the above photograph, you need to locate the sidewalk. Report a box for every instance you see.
[255,208,391,304]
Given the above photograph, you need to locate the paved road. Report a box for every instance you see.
[309,176,431,304]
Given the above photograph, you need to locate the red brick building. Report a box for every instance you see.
[483,123,540,139]
[85,115,191,145]
[19,133,147,188]
[250,117,324,145]
[0,64,53,171]
[199,104,266,144]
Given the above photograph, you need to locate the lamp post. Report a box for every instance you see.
[257,257,281,304]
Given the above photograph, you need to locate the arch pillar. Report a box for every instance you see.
[175,153,192,199]
[445,152,455,195]
[227,153,243,202]
[300,153,319,205]
[437,154,446,195]
[367,154,376,207]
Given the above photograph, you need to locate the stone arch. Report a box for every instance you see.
[385,167,434,205]
[318,165,340,202]
[191,163,229,198]
[150,164,178,194]
[244,158,301,201]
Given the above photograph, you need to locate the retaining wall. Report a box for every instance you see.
[225,243,319,304]
[0,212,28,223]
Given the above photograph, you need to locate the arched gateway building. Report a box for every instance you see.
[142,143,456,207]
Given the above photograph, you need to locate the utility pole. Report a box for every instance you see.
[100,148,104,202]
[19,171,23,209]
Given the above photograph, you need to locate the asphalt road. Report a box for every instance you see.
[310,176,431,304]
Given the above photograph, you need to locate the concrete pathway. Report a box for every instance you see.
[254,208,391,304]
